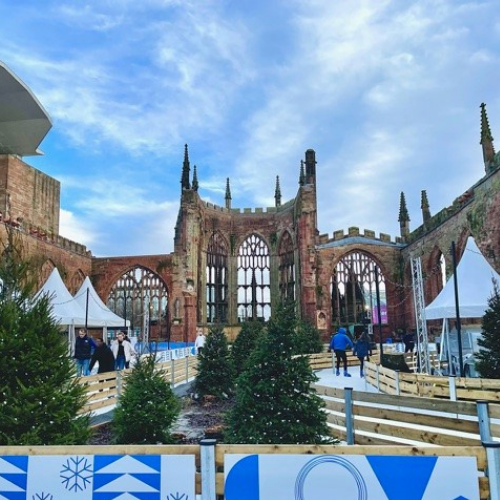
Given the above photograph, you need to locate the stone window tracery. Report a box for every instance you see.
[278,231,295,303]
[331,251,387,326]
[107,267,168,335]
[237,234,271,321]
[206,232,228,323]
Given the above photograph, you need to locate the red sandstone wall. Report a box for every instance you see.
[0,155,60,234]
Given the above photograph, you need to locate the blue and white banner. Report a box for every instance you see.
[225,454,480,500]
[0,454,195,500]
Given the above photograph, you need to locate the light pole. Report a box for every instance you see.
[451,241,464,377]
[374,266,384,357]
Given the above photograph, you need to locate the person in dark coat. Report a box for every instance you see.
[74,329,96,377]
[353,331,371,378]
[403,331,415,353]
[89,338,115,374]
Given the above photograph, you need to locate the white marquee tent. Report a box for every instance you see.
[425,236,500,320]
[35,268,101,327]
[74,277,129,328]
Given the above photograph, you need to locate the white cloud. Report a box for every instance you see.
[3,0,500,255]
[59,208,99,248]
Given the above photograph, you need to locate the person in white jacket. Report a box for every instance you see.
[111,331,136,370]
[194,329,206,354]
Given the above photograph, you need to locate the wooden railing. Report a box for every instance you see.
[78,356,198,415]
[364,360,500,403]
[314,383,500,445]
[302,351,380,371]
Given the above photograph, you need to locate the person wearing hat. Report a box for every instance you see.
[329,327,353,377]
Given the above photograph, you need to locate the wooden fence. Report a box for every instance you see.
[0,443,491,499]
[313,383,500,445]
[364,360,500,403]
[79,355,198,415]
[304,351,380,371]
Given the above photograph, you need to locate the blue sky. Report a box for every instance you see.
[1,0,500,257]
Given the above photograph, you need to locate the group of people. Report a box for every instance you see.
[329,327,371,378]
[73,329,136,376]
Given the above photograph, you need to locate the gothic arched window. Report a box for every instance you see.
[206,232,228,323]
[107,267,168,336]
[331,251,387,326]
[69,269,85,294]
[237,234,271,321]
[278,231,295,303]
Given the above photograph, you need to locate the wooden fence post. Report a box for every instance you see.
[345,387,354,445]
[375,364,380,391]
[395,370,400,396]
[200,439,217,500]
[171,358,175,385]
[448,376,457,401]
[185,351,189,382]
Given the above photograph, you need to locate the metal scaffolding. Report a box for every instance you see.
[411,256,431,374]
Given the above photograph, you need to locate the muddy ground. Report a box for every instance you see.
[89,396,233,445]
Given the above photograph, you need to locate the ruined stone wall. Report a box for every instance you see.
[0,222,91,292]
[0,155,60,234]
[316,230,403,341]
[402,166,500,329]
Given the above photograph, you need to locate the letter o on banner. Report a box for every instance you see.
[294,456,368,500]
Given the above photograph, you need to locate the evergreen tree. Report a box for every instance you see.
[193,325,234,399]
[225,302,334,444]
[476,281,500,378]
[0,230,90,445]
[231,320,265,376]
[113,353,180,443]
[294,319,323,354]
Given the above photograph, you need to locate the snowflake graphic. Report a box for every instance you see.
[60,456,92,492]
[32,493,54,500]
[167,493,188,500]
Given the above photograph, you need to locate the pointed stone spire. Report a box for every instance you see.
[225,177,232,209]
[274,175,282,207]
[421,189,431,225]
[299,160,305,186]
[192,165,199,191]
[398,191,410,238]
[480,103,496,173]
[181,144,191,190]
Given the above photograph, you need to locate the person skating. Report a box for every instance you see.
[329,327,354,376]
[74,329,96,377]
[89,337,115,374]
[353,331,371,377]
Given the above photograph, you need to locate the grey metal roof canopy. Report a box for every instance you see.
[0,61,52,156]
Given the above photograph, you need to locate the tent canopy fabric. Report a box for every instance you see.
[425,237,500,320]
[35,268,102,327]
[74,277,129,328]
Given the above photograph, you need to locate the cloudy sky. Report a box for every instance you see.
[1,0,499,257]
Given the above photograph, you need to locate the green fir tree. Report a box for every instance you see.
[476,281,500,378]
[0,230,90,445]
[113,353,180,443]
[225,303,334,444]
[294,319,323,354]
[231,320,265,377]
[193,325,234,400]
